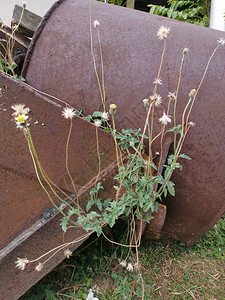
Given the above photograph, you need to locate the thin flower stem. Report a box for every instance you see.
[89,1,105,110]
[175,97,192,157]
[111,112,121,182]
[95,126,101,185]
[29,232,92,263]
[185,44,220,131]
[26,129,78,217]
[97,28,106,112]
[65,119,81,211]
[26,134,67,218]
[174,51,186,153]
[102,231,141,248]
[157,125,165,174]
[146,107,152,178]
[153,39,167,94]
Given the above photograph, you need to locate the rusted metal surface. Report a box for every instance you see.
[22,0,225,246]
[146,204,167,233]
[0,72,121,298]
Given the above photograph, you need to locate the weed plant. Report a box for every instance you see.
[3,0,224,299]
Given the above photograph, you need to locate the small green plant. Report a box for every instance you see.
[10,2,225,299]
[0,1,26,80]
[97,0,126,6]
[149,0,211,27]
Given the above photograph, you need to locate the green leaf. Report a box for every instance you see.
[92,111,102,117]
[86,200,94,212]
[167,181,175,196]
[75,107,83,116]
[179,153,191,160]
[45,289,58,300]
[60,217,68,232]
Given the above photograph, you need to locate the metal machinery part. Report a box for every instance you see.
[22,0,225,246]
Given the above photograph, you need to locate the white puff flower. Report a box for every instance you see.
[120,260,127,268]
[218,38,225,46]
[150,93,162,107]
[126,263,134,272]
[62,107,76,119]
[64,249,72,258]
[11,103,30,116]
[101,112,109,121]
[157,25,170,40]
[188,122,195,127]
[94,119,102,127]
[15,257,29,270]
[167,92,176,101]
[93,20,100,28]
[153,78,162,85]
[159,112,171,125]
[86,289,99,300]
[35,262,44,272]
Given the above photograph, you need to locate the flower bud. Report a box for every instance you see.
[189,89,196,99]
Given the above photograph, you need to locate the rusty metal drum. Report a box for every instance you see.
[22,0,225,246]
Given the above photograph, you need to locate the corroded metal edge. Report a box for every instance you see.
[21,0,65,77]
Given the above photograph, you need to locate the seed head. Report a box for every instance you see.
[150,93,162,107]
[11,103,30,116]
[157,25,170,40]
[64,249,72,258]
[62,107,76,119]
[35,262,44,272]
[101,112,109,121]
[218,38,225,46]
[126,263,134,272]
[153,78,162,85]
[167,92,176,101]
[15,257,29,270]
[94,119,102,127]
[120,260,127,268]
[93,20,100,28]
[159,112,171,126]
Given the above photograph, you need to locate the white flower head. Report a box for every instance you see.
[22,1,27,8]
[11,103,30,116]
[188,121,195,127]
[15,113,28,124]
[218,38,225,46]
[35,262,44,272]
[142,98,149,104]
[120,260,127,268]
[159,112,171,126]
[64,249,72,258]
[86,289,99,300]
[94,119,102,127]
[15,257,29,270]
[62,107,76,119]
[183,48,189,54]
[93,20,100,28]
[150,93,162,107]
[167,92,176,101]
[101,112,109,121]
[153,78,162,85]
[155,151,160,156]
[126,263,134,272]
[157,25,170,40]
